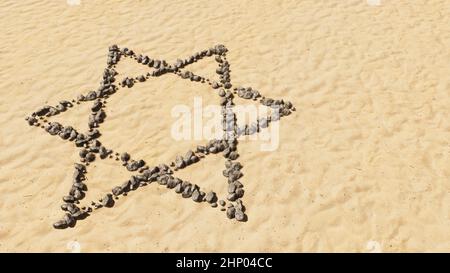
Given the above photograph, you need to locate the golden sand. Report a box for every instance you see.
[0,0,449,252]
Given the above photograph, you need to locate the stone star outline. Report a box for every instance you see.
[25,44,295,229]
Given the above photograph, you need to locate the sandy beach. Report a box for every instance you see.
[0,0,449,252]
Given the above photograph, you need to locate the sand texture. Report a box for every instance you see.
[0,0,449,252]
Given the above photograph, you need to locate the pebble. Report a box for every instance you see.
[126,160,141,171]
[85,152,95,162]
[218,89,226,97]
[182,186,192,198]
[174,183,183,194]
[175,155,186,169]
[226,207,236,219]
[227,193,237,201]
[63,195,75,203]
[205,191,217,203]
[191,189,202,202]
[112,186,123,196]
[120,152,130,162]
[235,187,244,198]
[212,82,220,89]
[235,209,245,221]
[101,193,114,207]
[53,220,68,229]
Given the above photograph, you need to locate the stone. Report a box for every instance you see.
[228,151,239,160]
[85,152,95,162]
[157,175,169,186]
[175,155,185,169]
[79,148,88,158]
[73,189,83,200]
[112,186,123,196]
[212,82,220,89]
[228,183,236,194]
[182,186,192,198]
[53,220,68,229]
[63,195,75,203]
[120,152,130,162]
[174,183,183,194]
[126,160,141,171]
[227,193,237,201]
[25,116,38,126]
[34,106,52,116]
[219,200,226,206]
[129,176,140,189]
[205,191,217,204]
[235,199,244,211]
[91,101,102,112]
[235,209,245,221]
[69,130,78,141]
[63,213,75,226]
[101,193,114,207]
[235,188,244,198]
[191,189,202,202]
[218,89,226,97]
[137,75,146,82]
[226,207,236,219]
[99,146,111,159]
[74,163,86,172]
[72,210,86,219]
[86,91,97,101]
[73,182,87,191]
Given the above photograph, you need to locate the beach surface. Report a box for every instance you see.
[0,0,449,252]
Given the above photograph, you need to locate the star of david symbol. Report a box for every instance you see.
[25,44,295,229]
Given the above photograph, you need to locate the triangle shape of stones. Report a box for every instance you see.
[25,44,295,229]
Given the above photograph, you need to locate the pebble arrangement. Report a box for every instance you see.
[25,44,294,229]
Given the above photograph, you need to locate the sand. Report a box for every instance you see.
[0,0,449,252]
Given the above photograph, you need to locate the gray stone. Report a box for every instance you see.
[137,75,146,82]
[53,220,68,229]
[228,183,236,194]
[205,191,217,203]
[182,186,192,198]
[99,146,111,159]
[74,163,86,173]
[73,189,83,200]
[63,213,75,226]
[235,209,245,221]
[174,183,183,194]
[120,152,130,162]
[227,193,237,201]
[226,207,236,219]
[235,188,244,198]
[126,160,141,171]
[191,189,202,202]
[25,116,38,126]
[101,193,114,207]
[212,82,220,89]
[175,155,185,168]
[91,101,102,112]
[228,151,239,160]
[63,195,75,203]
[112,186,123,196]
[85,152,95,162]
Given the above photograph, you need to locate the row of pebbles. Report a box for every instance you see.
[25,44,293,228]
[51,46,122,228]
[215,52,246,221]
